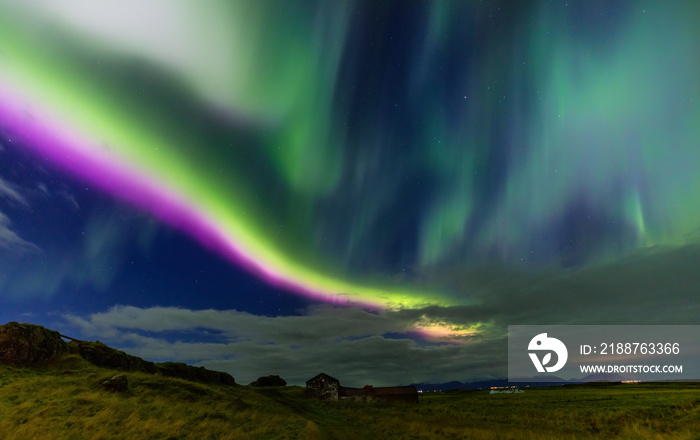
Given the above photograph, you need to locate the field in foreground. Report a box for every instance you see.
[1,356,699,439]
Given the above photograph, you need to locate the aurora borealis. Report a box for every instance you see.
[1,1,699,385]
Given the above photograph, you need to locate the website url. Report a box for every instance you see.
[580,364,683,374]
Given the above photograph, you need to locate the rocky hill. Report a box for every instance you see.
[250,374,287,387]
[0,321,235,386]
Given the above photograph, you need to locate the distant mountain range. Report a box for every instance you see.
[410,373,631,392]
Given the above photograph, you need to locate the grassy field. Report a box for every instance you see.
[1,355,699,439]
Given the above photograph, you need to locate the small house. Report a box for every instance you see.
[305,373,341,400]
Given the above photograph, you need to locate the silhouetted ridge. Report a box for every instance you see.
[0,322,235,386]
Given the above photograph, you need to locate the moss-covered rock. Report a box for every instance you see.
[0,322,67,366]
[100,374,129,392]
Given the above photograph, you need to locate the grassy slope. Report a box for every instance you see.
[0,354,312,439]
[1,356,699,439]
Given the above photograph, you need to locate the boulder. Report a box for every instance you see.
[250,375,287,387]
[231,397,249,410]
[0,322,67,366]
[100,374,128,392]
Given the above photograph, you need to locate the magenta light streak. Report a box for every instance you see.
[0,89,361,307]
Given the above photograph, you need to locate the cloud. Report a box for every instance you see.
[62,304,502,386]
[201,336,503,387]
[35,181,79,210]
[0,211,40,254]
[57,187,80,210]
[65,304,411,342]
[0,176,29,208]
[0,173,77,258]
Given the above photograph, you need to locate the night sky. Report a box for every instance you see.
[1,1,699,386]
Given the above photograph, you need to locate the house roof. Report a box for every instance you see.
[306,373,340,384]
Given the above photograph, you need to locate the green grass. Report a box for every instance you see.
[1,356,699,439]
[263,384,700,439]
[0,354,310,439]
